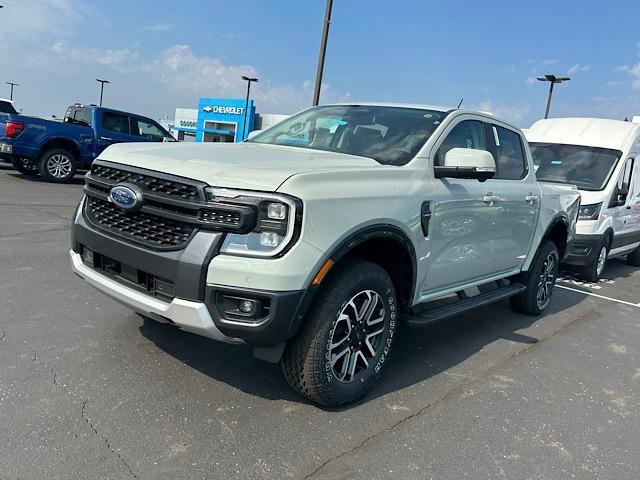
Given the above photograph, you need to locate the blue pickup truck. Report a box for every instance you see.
[0,104,174,182]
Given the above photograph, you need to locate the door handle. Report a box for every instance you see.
[525,194,539,203]
[99,136,113,141]
[483,194,500,205]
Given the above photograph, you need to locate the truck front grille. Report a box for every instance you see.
[91,164,202,201]
[85,197,195,249]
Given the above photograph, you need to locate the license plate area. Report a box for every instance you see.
[81,246,175,301]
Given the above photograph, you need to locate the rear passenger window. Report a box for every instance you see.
[102,112,131,135]
[493,126,527,179]
[435,120,487,166]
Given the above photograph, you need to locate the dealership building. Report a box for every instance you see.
[162,97,288,142]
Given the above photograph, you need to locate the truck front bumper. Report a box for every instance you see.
[71,201,309,355]
[71,250,243,344]
[562,233,603,267]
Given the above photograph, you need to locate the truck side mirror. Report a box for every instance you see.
[434,148,496,182]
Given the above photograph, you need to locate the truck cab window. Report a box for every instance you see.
[435,120,487,166]
[132,118,166,142]
[102,112,131,134]
[493,126,526,180]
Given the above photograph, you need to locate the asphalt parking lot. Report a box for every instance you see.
[1,164,639,480]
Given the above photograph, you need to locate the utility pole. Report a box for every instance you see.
[6,82,18,101]
[95,78,110,106]
[312,0,333,106]
[241,75,258,141]
[536,74,570,119]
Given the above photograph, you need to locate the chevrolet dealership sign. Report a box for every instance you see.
[203,105,245,115]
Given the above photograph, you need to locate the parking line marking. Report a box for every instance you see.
[557,285,640,308]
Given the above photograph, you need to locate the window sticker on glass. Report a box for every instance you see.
[326,118,348,127]
[492,126,500,147]
[551,160,562,165]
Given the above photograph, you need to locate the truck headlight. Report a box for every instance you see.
[578,202,602,221]
[206,188,301,258]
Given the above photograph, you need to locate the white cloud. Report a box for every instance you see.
[615,65,630,72]
[568,64,592,74]
[145,44,257,97]
[50,41,138,69]
[525,76,538,85]
[540,58,558,66]
[474,101,531,126]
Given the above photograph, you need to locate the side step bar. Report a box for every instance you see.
[405,283,526,328]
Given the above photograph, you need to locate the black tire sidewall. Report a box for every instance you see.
[581,236,609,282]
[320,271,397,399]
[287,260,399,406]
[524,241,559,315]
[38,148,77,182]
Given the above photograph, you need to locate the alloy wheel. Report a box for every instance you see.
[596,246,607,276]
[46,154,72,179]
[329,290,386,383]
[536,252,557,309]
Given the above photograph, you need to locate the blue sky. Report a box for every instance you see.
[1,0,639,126]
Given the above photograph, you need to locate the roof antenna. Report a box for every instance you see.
[457,98,464,109]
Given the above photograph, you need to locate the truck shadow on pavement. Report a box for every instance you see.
[139,285,588,410]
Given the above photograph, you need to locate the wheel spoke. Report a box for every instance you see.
[330,346,350,368]
[328,289,387,383]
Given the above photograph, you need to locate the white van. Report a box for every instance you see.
[526,117,640,281]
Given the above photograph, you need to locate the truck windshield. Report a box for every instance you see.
[249,105,448,166]
[530,142,622,191]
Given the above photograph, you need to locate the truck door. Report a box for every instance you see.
[612,157,640,248]
[421,118,513,294]
[485,124,539,270]
[95,111,137,156]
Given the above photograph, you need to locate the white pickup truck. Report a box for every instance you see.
[70,103,580,406]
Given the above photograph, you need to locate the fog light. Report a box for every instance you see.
[238,299,256,315]
[267,202,287,220]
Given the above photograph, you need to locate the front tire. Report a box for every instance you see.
[510,240,559,315]
[281,259,398,407]
[578,237,609,282]
[11,156,39,176]
[37,148,77,182]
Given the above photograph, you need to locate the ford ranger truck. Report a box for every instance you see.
[70,104,580,406]
[0,104,174,182]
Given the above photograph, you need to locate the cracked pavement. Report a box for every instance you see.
[1,164,639,479]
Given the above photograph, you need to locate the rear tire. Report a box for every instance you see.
[281,259,398,407]
[627,245,640,267]
[38,148,77,183]
[11,156,39,176]
[510,240,559,315]
[578,236,609,282]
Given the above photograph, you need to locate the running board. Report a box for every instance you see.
[405,283,526,328]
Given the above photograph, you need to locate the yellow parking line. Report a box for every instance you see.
[557,285,640,308]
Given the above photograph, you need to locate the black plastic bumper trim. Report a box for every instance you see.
[72,209,223,301]
[563,233,604,267]
[205,284,306,346]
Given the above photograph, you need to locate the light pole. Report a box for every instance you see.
[241,75,258,141]
[6,82,18,101]
[312,0,333,106]
[537,74,570,119]
[95,78,110,106]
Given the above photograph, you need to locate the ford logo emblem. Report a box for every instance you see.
[109,184,143,211]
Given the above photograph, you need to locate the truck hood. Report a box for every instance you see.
[98,142,380,191]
